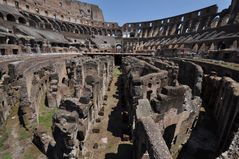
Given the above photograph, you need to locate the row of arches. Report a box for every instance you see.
[0,11,27,25]
[123,13,233,38]
[0,11,123,37]
[123,35,238,53]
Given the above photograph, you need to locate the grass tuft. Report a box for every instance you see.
[38,95,57,133]
[19,128,31,140]
[113,67,122,77]
[3,152,12,159]
[0,129,9,151]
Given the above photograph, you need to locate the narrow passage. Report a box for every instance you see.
[84,67,133,159]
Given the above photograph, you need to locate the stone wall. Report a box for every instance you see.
[0,54,113,129]
[202,75,239,154]
[217,128,239,159]
[176,60,203,96]
[135,116,173,159]
[0,0,104,22]
[28,55,114,158]
[185,59,239,82]
[122,56,202,158]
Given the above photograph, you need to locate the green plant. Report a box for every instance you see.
[38,96,57,132]
[0,129,9,150]
[39,107,57,133]
[19,128,30,140]
[39,112,54,129]
[113,67,122,77]
[3,152,12,159]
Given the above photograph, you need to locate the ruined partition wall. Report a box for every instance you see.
[0,55,114,158]
[122,56,202,159]
[202,75,239,157]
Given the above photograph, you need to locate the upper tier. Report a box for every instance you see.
[0,0,104,22]
[121,2,239,38]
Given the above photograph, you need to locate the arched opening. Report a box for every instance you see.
[0,12,3,19]
[18,17,26,24]
[74,29,79,34]
[101,29,107,36]
[218,41,226,50]
[234,13,239,24]
[107,30,112,36]
[29,19,37,27]
[116,30,122,37]
[77,131,85,142]
[98,29,102,35]
[170,25,177,35]
[159,26,164,36]
[62,77,67,85]
[209,43,215,51]
[7,37,15,44]
[129,32,135,38]
[177,24,182,34]
[146,90,153,101]
[210,16,220,28]
[7,14,16,22]
[193,22,200,32]
[185,28,190,33]
[231,40,238,49]
[0,70,2,79]
[152,27,159,37]
[148,27,155,37]
[219,14,230,26]
[165,27,170,36]
[91,28,98,35]
[78,27,84,34]
[0,49,6,55]
[192,44,199,53]
[62,23,70,32]
[116,44,122,53]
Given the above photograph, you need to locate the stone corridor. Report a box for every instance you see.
[84,67,133,159]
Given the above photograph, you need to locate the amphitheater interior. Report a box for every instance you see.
[0,0,239,159]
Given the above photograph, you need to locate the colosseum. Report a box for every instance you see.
[0,0,239,159]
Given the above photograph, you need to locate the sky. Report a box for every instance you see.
[80,0,232,26]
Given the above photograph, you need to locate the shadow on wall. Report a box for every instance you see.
[107,73,130,138]
[177,110,219,159]
[107,101,124,137]
[105,144,133,159]
[106,70,133,158]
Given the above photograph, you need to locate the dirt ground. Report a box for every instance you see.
[0,67,133,159]
[84,67,133,159]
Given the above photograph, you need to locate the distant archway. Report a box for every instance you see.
[18,17,26,24]
[7,14,16,22]
[210,16,220,28]
[116,44,122,53]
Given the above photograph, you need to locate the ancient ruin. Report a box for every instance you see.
[0,0,239,159]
